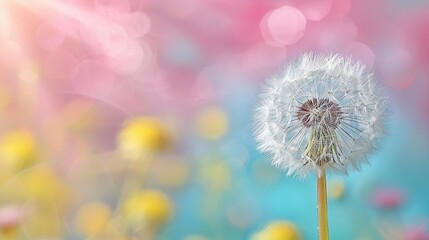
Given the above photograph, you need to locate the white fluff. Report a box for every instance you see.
[253,53,389,178]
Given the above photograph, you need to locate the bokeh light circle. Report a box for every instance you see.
[35,22,65,50]
[379,48,416,89]
[260,6,306,47]
[309,18,357,51]
[108,40,149,75]
[297,0,332,21]
[371,188,404,209]
[94,0,131,15]
[194,107,229,140]
[128,12,151,38]
[0,11,12,39]
[71,59,117,96]
[329,0,351,19]
[0,41,24,68]
[43,49,78,81]
[342,42,375,68]
[102,24,129,58]
[78,26,105,55]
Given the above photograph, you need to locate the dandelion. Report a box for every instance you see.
[253,53,389,240]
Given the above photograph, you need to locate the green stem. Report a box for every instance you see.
[317,170,329,240]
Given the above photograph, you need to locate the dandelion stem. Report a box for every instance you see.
[317,170,329,240]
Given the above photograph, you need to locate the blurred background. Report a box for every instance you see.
[0,0,428,239]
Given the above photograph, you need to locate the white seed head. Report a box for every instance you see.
[253,53,389,178]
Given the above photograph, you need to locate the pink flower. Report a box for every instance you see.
[371,188,404,209]
[0,206,24,231]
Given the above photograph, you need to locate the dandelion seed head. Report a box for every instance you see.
[253,53,389,178]
[296,98,342,128]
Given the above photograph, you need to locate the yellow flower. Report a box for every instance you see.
[0,130,38,171]
[122,189,173,228]
[252,221,301,240]
[118,117,171,160]
[183,235,209,240]
[328,179,346,200]
[21,166,69,203]
[199,158,231,191]
[195,107,228,140]
[74,202,112,237]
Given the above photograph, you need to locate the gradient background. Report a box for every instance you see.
[0,0,429,239]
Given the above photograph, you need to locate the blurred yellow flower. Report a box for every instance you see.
[118,117,171,160]
[252,221,301,240]
[21,166,69,203]
[199,159,231,191]
[183,235,209,240]
[0,130,38,171]
[328,179,346,200]
[122,189,173,228]
[74,202,112,237]
[195,107,228,140]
